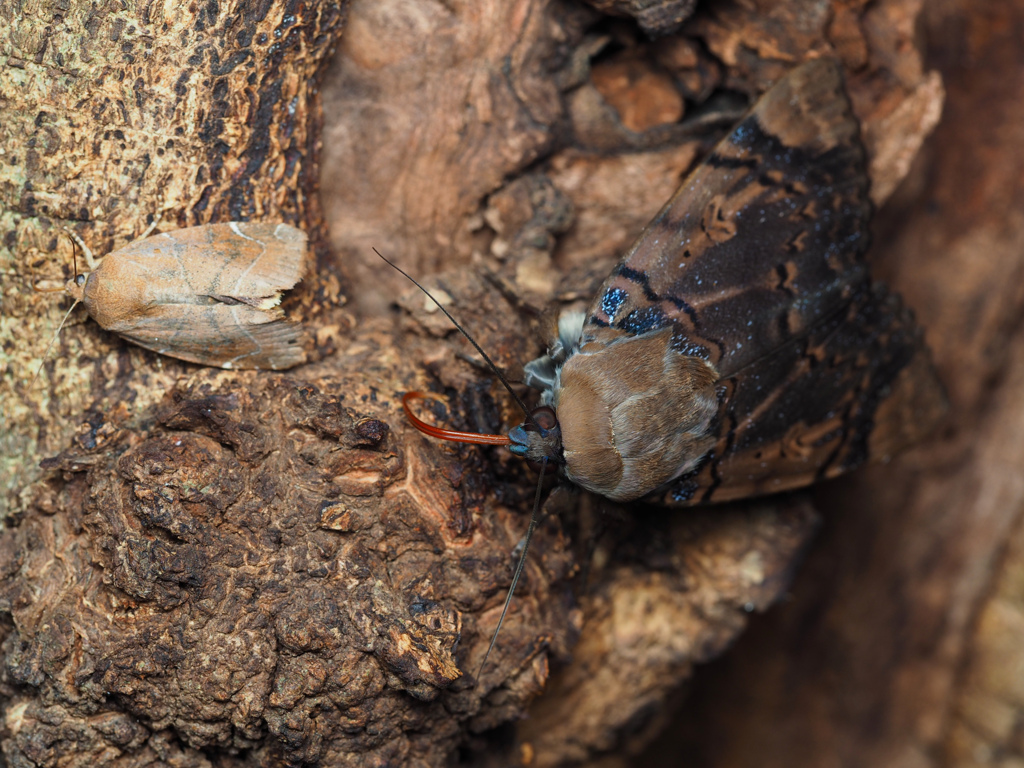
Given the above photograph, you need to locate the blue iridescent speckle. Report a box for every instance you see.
[600,287,628,320]
[619,306,668,334]
[672,337,711,359]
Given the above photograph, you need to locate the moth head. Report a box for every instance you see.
[507,405,564,465]
[34,234,90,302]
[64,272,88,302]
[401,392,562,456]
[43,230,91,303]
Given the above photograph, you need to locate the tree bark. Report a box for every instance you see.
[2,0,349,513]
[0,0,970,766]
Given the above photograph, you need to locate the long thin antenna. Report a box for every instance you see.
[29,233,83,390]
[376,249,553,681]
[375,248,538,428]
[30,300,79,391]
[477,456,548,679]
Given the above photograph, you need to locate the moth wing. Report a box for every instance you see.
[86,222,308,368]
[572,58,945,502]
[658,282,946,505]
[582,58,870,378]
[117,303,305,370]
[114,222,307,301]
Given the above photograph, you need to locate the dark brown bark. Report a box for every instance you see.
[321,1,942,762]
[0,0,973,766]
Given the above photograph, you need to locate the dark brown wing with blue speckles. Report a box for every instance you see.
[659,281,946,505]
[579,58,945,504]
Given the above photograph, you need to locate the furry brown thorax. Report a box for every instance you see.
[512,324,718,501]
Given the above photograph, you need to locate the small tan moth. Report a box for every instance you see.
[46,221,308,370]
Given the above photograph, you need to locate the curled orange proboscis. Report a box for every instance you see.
[402,392,511,446]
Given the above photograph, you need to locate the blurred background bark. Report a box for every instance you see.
[644,1,1024,766]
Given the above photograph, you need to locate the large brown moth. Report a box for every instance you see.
[397,57,946,669]
[42,221,308,371]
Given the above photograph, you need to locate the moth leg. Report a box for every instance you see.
[575,492,626,597]
[509,485,574,558]
[133,211,164,242]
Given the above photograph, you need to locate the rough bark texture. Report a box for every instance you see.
[583,0,697,36]
[0,356,578,766]
[319,5,941,765]
[0,0,984,766]
[1,0,350,513]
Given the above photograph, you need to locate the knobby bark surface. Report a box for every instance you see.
[0,0,987,766]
